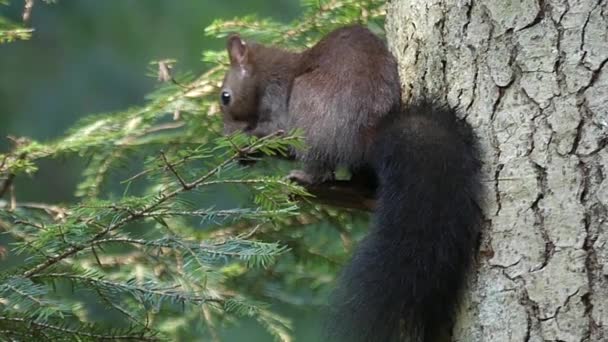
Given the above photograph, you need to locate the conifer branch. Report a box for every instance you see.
[0,316,158,341]
[21,131,290,278]
[0,2,384,340]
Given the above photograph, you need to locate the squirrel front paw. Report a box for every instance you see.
[286,169,335,185]
[286,169,316,185]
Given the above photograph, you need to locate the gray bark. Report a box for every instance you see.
[386,0,608,341]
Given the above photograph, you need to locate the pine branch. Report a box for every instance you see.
[90,236,289,269]
[21,131,289,278]
[0,316,158,341]
[0,2,386,340]
[30,273,222,305]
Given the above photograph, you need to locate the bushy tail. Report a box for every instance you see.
[327,101,482,342]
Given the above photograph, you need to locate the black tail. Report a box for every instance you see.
[327,101,482,342]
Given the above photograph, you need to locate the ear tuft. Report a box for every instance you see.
[227,34,249,65]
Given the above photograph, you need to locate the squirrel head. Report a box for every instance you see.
[220,34,258,134]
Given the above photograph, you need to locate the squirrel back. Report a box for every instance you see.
[290,26,401,176]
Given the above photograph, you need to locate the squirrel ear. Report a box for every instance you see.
[227,34,249,66]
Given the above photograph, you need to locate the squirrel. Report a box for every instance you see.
[219,25,482,342]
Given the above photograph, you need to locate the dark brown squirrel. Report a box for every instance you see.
[220,25,482,342]
[220,25,401,183]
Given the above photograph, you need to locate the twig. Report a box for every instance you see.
[0,201,69,220]
[202,306,221,342]
[0,155,7,171]
[23,0,34,22]
[301,180,376,211]
[0,151,27,199]
[0,316,158,341]
[95,287,150,330]
[9,184,16,211]
[0,173,15,199]
[142,122,185,135]
[121,142,194,184]
[160,151,191,190]
[237,224,262,240]
[30,273,222,305]
[140,207,290,219]
[13,219,45,230]
[195,177,375,211]
[4,283,45,305]
[118,122,185,147]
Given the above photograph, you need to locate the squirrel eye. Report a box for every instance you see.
[220,91,231,105]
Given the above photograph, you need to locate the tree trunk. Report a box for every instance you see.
[386,0,608,341]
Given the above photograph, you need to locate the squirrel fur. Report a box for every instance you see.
[219,25,482,342]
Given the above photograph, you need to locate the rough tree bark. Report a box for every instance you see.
[386,0,607,341]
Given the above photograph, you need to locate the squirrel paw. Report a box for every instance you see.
[285,170,316,185]
[286,169,335,185]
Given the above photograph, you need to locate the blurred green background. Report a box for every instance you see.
[0,1,334,341]
[0,0,300,201]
